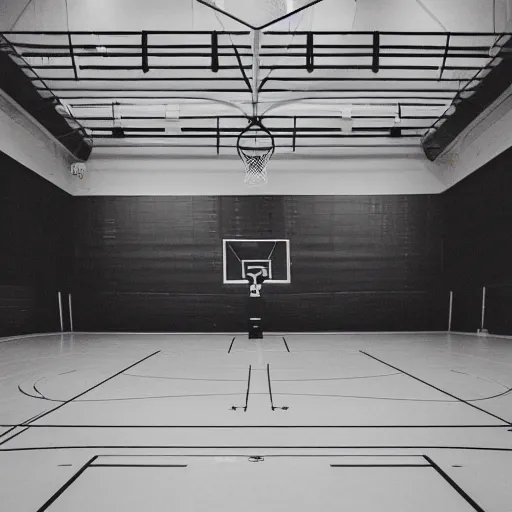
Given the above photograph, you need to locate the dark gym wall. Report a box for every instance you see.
[0,151,72,337]
[5,142,511,336]
[72,194,446,332]
[442,146,512,335]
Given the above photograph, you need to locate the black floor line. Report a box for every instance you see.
[90,464,188,468]
[0,350,160,447]
[0,423,508,429]
[267,364,288,411]
[228,337,235,354]
[2,445,512,453]
[36,456,98,512]
[267,364,275,410]
[15,382,512,405]
[360,351,512,427]
[0,426,30,447]
[282,336,290,352]
[0,409,51,441]
[230,365,251,411]
[244,365,252,411]
[330,464,431,467]
[423,455,486,512]
[99,453,423,459]
[0,425,18,440]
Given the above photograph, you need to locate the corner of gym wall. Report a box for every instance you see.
[0,93,75,338]
[0,92,76,195]
[435,84,512,191]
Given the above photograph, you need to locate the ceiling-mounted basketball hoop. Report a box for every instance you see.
[237,118,275,186]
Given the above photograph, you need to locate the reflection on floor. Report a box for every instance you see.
[0,332,511,511]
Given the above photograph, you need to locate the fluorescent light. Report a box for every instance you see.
[339,117,353,132]
[394,104,401,125]
[113,103,122,127]
[341,106,352,119]
[165,105,180,120]
[165,126,181,134]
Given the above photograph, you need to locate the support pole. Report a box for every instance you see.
[448,290,453,332]
[480,286,486,331]
[216,116,220,154]
[292,116,297,151]
[68,293,74,332]
[142,31,149,73]
[372,31,380,73]
[67,32,78,80]
[439,33,451,80]
[57,291,64,332]
[251,30,261,117]
[306,32,314,72]
[211,31,219,72]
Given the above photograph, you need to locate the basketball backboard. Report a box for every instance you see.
[223,239,291,284]
[197,0,324,30]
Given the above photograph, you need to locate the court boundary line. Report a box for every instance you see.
[1,424,508,429]
[330,463,430,467]
[36,456,98,512]
[50,331,451,335]
[423,455,486,512]
[0,332,68,344]
[0,350,161,447]
[90,463,188,468]
[450,331,512,340]
[360,351,512,427]
[2,445,512,453]
[0,330,456,345]
[97,454,424,458]
[35,454,468,511]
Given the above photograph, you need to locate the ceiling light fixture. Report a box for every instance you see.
[394,103,402,125]
[340,107,353,132]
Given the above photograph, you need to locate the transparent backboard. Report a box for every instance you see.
[197,0,324,30]
[223,239,291,284]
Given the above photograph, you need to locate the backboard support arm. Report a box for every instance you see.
[251,30,261,117]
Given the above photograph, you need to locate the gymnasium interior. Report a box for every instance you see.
[1,0,512,510]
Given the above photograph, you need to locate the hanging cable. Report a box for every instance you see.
[415,0,448,31]
[65,0,70,31]
[9,0,35,30]
[493,0,496,33]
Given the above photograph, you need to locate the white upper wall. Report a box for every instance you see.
[75,145,445,196]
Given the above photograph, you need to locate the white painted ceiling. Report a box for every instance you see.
[0,0,510,156]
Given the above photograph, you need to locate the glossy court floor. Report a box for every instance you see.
[1,332,511,511]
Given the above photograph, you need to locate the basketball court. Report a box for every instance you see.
[2,0,512,510]
[1,331,512,511]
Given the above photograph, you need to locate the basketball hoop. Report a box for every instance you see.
[237,118,275,186]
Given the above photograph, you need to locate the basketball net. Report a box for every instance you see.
[237,118,275,186]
